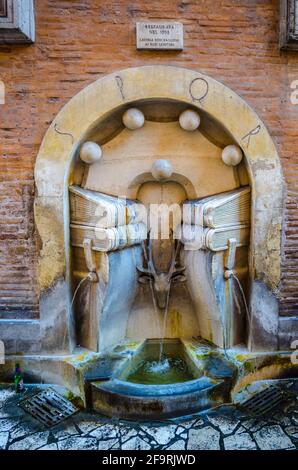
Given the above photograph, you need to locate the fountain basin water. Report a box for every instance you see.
[118,339,201,385]
[90,339,232,419]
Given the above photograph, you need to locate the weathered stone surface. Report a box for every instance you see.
[58,437,98,450]
[0,417,20,432]
[121,436,151,450]
[235,426,248,434]
[187,426,220,450]
[279,416,292,427]
[119,427,138,442]
[0,385,297,451]
[242,419,268,433]
[207,414,239,435]
[254,425,295,450]
[39,277,74,353]
[292,415,298,425]
[248,281,279,351]
[0,388,16,406]
[52,424,78,440]
[39,443,58,450]
[189,418,205,428]
[0,320,41,354]
[285,426,298,439]
[224,432,257,450]
[76,420,101,435]
[141,425,177,445]
[97,438,120,450]
[9,421,40,441]
[9,431,49,450]
[166,439,186,450]
[0,432,9,450]
[89,423,118,440]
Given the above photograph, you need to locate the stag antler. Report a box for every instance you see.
[147,236,157,277]
[137,237,156,278]
[167,238,186,282]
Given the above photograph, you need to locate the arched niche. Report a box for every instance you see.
[34,65,284,353]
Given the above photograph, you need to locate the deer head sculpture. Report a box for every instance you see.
[137,237,186,310]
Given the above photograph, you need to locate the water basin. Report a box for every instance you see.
[90,339,233,419]
[118,339,202,385]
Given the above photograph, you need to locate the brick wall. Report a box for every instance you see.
[0,0,297,319]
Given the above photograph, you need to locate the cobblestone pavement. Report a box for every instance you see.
[0,384,297,451]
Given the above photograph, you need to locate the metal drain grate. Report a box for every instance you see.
[239,385,288,417]
[19,388,78,427]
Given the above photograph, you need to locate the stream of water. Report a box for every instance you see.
[158,288,171,363]
[232,273,257,369]
[158,240,181,363]
[70,276,89,310]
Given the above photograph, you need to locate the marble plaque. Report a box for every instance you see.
[136,21,183,50]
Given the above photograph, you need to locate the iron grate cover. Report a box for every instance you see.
[19,388,79,427]
[239,385,289,417]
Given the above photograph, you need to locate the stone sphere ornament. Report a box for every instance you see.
[122,108,145,130]
[221,145,243,167]
[179,109,201,131]
[80,141,102,164]
[151,159,173,181]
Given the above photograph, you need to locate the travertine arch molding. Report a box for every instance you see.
[35,65,284,353]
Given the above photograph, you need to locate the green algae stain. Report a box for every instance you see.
[169,310,181,337]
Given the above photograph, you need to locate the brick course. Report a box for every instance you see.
[0,0,297,318]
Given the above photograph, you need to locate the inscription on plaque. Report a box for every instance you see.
[136,22,183,50]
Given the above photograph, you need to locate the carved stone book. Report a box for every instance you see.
[177,223,250,251]
[70,223,147,252]
[69,185,142,228]
[183,186,251,228]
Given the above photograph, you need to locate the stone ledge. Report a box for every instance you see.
[0,320,40,354]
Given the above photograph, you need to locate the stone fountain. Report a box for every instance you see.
[1,66,289,420]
